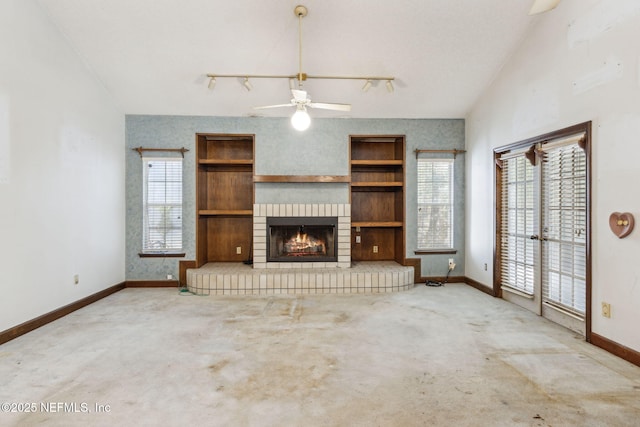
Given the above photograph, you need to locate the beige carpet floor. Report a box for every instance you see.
[1,284,639,426]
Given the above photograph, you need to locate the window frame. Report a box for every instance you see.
[416,157,455,251]
[140,156,184,256]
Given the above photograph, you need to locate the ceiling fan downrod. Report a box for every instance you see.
[294,5,308,87]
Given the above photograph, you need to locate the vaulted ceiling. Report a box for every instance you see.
[38,0,542,119]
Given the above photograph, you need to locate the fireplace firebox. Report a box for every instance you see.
[267,217,337,263]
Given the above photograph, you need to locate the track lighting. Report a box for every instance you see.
[386,80,394,93]
[291,106,311,131]
[204,4,395,124]
[206,74,395,90]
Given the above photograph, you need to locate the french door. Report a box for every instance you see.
[495,123,591,337]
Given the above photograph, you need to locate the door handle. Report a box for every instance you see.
[529,234,548,241]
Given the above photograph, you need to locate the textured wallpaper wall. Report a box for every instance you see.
[125,115,464,280]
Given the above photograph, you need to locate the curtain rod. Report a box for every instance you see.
[132,147,190,158]
[415,149,466,159]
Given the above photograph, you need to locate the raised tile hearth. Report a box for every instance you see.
[186,261,415,295]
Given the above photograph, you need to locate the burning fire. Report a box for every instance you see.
[284,230,325,256]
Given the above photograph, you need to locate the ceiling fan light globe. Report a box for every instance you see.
[291,108,311,131]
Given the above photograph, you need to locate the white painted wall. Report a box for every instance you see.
[0,0,125,332]
[466,0,640,352]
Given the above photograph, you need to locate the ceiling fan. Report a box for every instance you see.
[529,0,561,15]
[205,5,394,131]
[253,5,352,130]
[254,88,351,130]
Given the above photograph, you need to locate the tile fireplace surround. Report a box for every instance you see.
[186,203,415,295]
[253,203,351,269]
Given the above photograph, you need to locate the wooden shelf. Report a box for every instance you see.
[351,182,403,187]
[352,221,403,228]
[351,160,403,166]
[198,209,253,216]
[199,159,253,165]
[254,175,350,183]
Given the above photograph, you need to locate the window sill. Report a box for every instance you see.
[414,249,457,255]
[139,252,186,258]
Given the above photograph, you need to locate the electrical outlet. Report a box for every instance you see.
[73,274,79,285]
[373,245,379,253]
[602,302,611,318]
[484,263,488,271]
[236,246,242,255]
[355,235,361,243]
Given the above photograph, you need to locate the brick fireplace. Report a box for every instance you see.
[186,203,415,295]
[253,204,351,269]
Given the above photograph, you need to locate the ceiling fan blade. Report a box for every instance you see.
[308,102,352,112]
[253,103,294,110]
[529,0,561,15]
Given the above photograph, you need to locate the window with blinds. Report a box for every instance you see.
[500,153,536,295]
[142,158,183,252]
[541,141,587,316]
[417,158,454,249]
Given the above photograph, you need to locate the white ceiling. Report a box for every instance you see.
[37,0,542,119]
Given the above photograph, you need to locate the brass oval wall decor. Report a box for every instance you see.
[609,212,634,238]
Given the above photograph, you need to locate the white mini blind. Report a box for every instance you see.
[417,158,453,249]
[500,154,537,295]
[142,158,183,252]
[541,140,587,316]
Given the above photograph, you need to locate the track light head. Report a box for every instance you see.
[208,77,216,90]
[362,80,372,92]
[386,80,394,93]
[243,77,252,91]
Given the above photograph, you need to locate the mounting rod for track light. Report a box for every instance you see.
[206,73,395,83]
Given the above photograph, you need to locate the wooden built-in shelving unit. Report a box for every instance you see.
[196,134,254,266]
[194,133,410,270]
[350,135,406,262]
